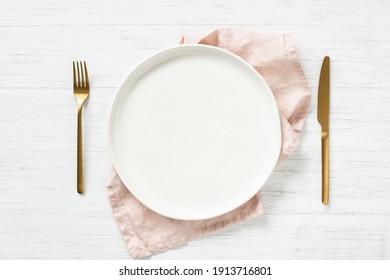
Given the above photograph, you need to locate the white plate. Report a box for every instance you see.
[108,45,281,220]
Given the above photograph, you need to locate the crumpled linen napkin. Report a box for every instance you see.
[107,28,311,259]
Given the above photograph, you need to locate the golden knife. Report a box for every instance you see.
[317,56,330,205]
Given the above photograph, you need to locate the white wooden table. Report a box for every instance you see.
[1,0,389,259]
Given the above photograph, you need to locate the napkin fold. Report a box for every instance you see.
[107,28,311,259]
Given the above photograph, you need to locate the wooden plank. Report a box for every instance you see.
[0,0,389,26]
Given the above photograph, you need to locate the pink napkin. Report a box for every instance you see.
[107,28,311,259]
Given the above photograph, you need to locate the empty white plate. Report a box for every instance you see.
[108,45,281,220]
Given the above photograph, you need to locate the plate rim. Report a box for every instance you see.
[107,44,281,220]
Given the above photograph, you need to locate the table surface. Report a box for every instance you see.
[1,0,389,260]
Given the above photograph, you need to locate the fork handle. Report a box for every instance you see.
[77,104,84,194]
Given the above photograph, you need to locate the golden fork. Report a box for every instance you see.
[73,61,89,194]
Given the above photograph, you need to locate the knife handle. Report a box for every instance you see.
[321,131,329,205]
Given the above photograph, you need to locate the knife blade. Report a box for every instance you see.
[317,56,330,205]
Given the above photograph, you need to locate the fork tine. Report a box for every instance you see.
[84,61,89,88]
[76,61,81,88]
[80,61,85,87]
[73,61,77,88]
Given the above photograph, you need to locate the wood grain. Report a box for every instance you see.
[0,0,389,259]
